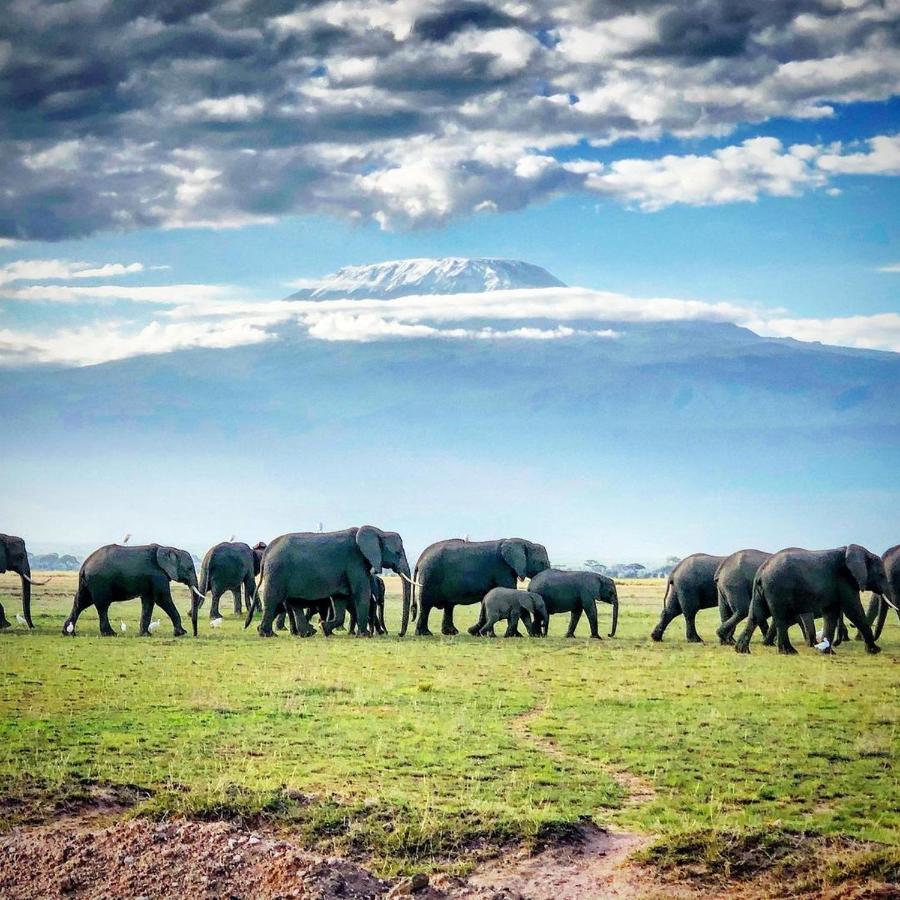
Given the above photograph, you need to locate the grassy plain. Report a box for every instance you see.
[0,571,897,878]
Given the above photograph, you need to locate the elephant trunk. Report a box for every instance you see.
[398,560,413,637]
[608,587,619,637]
[189,580,203,637]
[20,561,33,629]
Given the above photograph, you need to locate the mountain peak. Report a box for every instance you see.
[287,257,565,300]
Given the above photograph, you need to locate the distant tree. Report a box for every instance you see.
[665,556,681,565]
[584,559,607,572]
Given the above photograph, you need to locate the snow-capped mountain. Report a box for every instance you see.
[286,257,565,300]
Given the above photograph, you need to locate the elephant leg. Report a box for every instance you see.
[415,601,434,637]
[210,588,223,619]
[583,597,600,640]
[650,594,680,642]
[565,607,582,637]
[257,587,282,637]
[63,590,90,635]
[734,615,759,654]
[520,609,535,636]
[275,608,288,630]
[348,600,358,635]
[376,598,387,635]
[155,590,187,636]
[762,619,777,646]
[291,604,315,637]
[467,603,486,636]
[716,592,741,645]
[797,614,815,647]
[842,595,881,654]
[481,616,498,637]
[861,595,889,641]
[96,598,117,637]
[138,595,154,636]
[504,610,522,637]
[683,598,703,642]
[323,598,349,636]
[0,601,10,629]
[441,605,459,636]
[833,616,849,646]
[232,588,242,615]
[774,616,798,655]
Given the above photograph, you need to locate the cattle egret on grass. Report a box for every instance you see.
[210,617,224,628]
[15,614,27,626]
[148,620,161,633]
[65,622,74,634]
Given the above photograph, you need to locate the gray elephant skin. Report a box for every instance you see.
[350,575,387,635]
[479,587,547,637]
[403,538,551,637]
[0,533,48,629]
[735,544,888,654]
[714,550,771,645]
[864,544,900,640]
[528,568,618,639]
[198,541,266,618]
[253,526,412,637]
[651,553,725,642]
[63,544,204,637]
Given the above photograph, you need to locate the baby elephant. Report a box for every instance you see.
[480,588,547,637]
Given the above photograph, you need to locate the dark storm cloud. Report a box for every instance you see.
[0,0,898,239]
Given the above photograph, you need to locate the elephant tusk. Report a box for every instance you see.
[882,594,899,612]
[398,572,423,588]
[22,573,52,586]
[191,586,205,600]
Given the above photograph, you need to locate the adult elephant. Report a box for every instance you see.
[735,544,888,655]
[528,569,618,639]
[0,533,48,629]
[198,541,266,618]
[63,544,204,637]
[651,553,726,643]
[254,527,413,637]
[403,538,551,637]
[863,544,900,640]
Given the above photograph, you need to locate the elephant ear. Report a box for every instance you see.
[845,544,868,591]
[155,546,179,581]
[356,526,383,573]
[500,540,528,580]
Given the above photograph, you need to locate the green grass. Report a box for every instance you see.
[1,572,897,876]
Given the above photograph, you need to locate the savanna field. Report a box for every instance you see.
[1,572,898,896]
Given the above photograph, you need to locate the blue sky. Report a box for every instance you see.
[1,1,899,560]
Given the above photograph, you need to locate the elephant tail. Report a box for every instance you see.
[244,584,260,629]
[750,576,767,619]
[197,551,211,597]
[661,575,675,608]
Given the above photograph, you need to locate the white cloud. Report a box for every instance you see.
[184,95,265,121]
[0,259,145,285]
[817,134,900,175]
[749,313,900,353]
[877,263,900,273]
[0,317,276,367]
[2,283,234,304]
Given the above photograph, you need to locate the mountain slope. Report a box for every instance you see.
[286,257,565,300]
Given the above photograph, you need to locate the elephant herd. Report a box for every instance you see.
[651,544,899,654]
[1,529,897,655]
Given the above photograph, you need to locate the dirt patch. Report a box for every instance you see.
[0,817,388,900]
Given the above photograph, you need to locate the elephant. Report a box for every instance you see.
[198,541,266,618]
[402,538,551,637]
[251,526,413,638]
[0,533,48,629]
[651,554,726,642]
[479,587,547,637]
[863,544,900,640]
[714,550,772,645]
[349,575,387,635]
[528,568,618,639]
[63,543,204,637]
[735,544,888,654]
